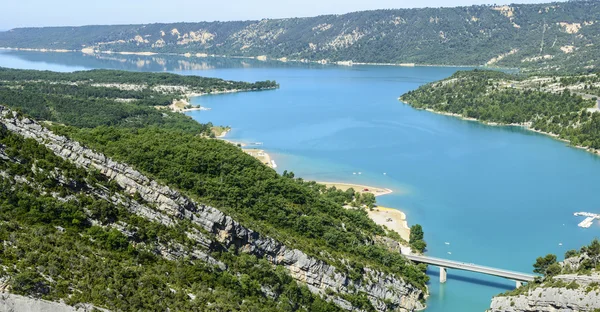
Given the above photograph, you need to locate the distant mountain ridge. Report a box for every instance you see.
[0,1,599,72]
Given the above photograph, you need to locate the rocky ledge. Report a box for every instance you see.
[488,253,600,312]
[489,279,600,312]
[0,106,425,312]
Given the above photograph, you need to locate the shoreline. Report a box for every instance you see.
[317,181,393,197]
[319,181,411,241]
[0,47,510,70]
[215,131,276,168]
[168,87,277,113]
[215,131,410,241]
[368,206,411,242]
[215,131,410,238]
[409,105,600,156]
[243,148,275,168]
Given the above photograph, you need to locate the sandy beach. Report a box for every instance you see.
[243,148,274,168]
[215,131,275,168]
[322,181,410,241]
[211,126,230,138]
[368,206,411,241]
[317,182,393,197]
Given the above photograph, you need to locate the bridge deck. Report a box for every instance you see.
[405,254,536,282]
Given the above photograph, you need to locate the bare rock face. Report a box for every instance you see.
[0,106,425,311]
[488,274,600,312]
[0,292,107,312]
[489,287,600,312]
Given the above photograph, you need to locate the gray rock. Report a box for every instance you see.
[0,292,107,312]
[488,274,600,311]
[489,287,600,312]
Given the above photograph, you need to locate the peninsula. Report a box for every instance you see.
[317,182,409,241]
[400,70,600,155]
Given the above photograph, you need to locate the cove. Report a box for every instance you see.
[2,50,600,311]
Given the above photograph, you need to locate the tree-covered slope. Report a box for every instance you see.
[0,67,276,129]
[0,1,599,72]
[0,68,428,311]
[400,69,600,151]
[0,122,345,312]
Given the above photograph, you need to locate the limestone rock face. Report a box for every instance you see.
[489,287,600,312]
[488,274,600,312]
[0,106,425,311]
[0,292,107,312]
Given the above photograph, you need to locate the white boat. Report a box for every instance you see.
[574,212,600,228]
[445,242,450,245]
[578,217,595,228]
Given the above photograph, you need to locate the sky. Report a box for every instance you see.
[1,0,560,30]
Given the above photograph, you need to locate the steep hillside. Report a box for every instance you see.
[0,68,428,311]
[0,114,340,311]
[0,1,599,72]
[488,240,600,312]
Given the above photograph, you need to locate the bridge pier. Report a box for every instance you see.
[404,254,535,286]
[440,267,447,283]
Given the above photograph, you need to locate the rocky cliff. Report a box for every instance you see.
[0,106,425,312]
[488,250,600,312]
[488,274,600,312]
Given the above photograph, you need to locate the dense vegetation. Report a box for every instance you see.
[0,68,428,308]
[1,1,599,72]
[57,125,427,288]
[401,69,600,151]
[0,125,344,311]
[0,67,276,129]
[409,225,427,253]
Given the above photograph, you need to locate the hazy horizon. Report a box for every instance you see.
[1,0,563,30]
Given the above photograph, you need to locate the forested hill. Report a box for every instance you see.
[400,70,600,151]
[1,1,599,72]
[0,68,429,311]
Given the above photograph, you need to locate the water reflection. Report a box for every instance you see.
[0,50,329,72]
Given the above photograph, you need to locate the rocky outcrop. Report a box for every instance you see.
[0,292,108,312]
[488,270,600,311]
[0,106,425,311]
[489,284,600,312]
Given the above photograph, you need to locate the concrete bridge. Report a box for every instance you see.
[405,254,536,288]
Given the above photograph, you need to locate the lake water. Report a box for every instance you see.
[2,50,600,311]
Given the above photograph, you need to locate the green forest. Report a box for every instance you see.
[0,67,276,129]
[0,124,345,311]
[1,1,599,72]
[0,68,428,311]
[401,70,600,150]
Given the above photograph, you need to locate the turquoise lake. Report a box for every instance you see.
[2,50,600,311]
